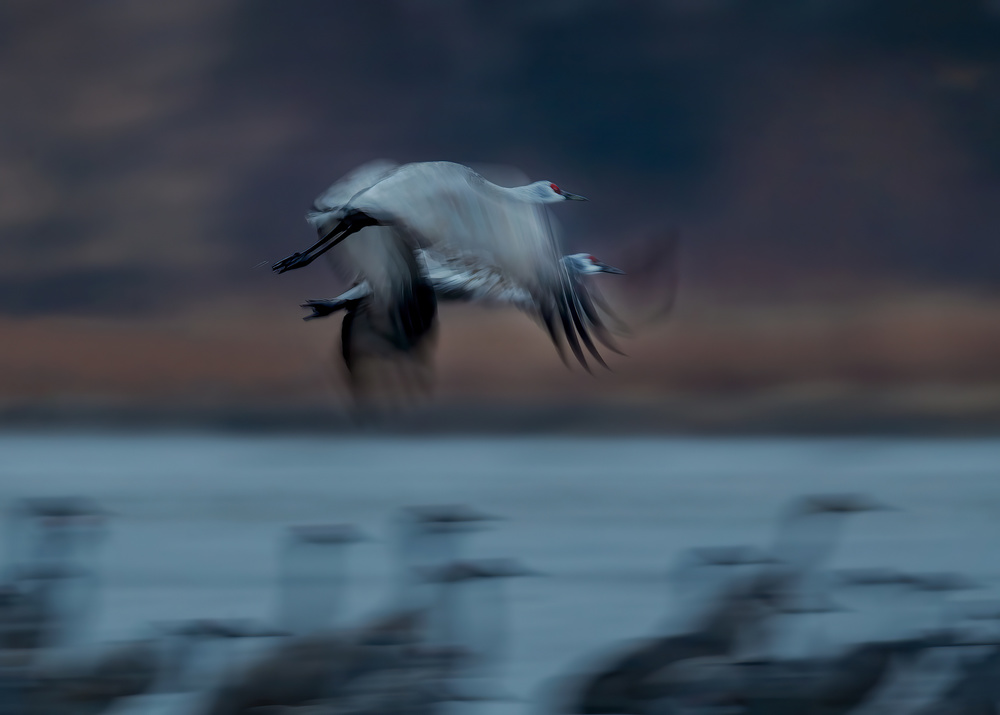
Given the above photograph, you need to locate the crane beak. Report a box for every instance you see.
[597,261,625,274]
[561,190,588,201]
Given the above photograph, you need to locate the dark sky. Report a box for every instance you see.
[2,0,1000,318]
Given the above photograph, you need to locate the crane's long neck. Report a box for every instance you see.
[500,184,537,201]
[468,175,546,203]
[505,183,553,203]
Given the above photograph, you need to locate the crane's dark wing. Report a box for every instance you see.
[340,285,438,404]
[273,159,438,374]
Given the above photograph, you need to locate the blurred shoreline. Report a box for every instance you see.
[4,390,1000,436]
[4,293,1000,436]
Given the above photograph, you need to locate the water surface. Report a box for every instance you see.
[1,433,997,713]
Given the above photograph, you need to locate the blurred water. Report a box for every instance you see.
[1,433,999,713]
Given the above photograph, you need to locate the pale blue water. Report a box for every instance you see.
[1,433,998,713]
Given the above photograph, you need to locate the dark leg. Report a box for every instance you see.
[301,282,373,321]
[301,299,349,321]
[271,211,380,274]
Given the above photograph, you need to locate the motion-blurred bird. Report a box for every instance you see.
[552,494,889,715]
[202,558,531,715]
[272,160,620,373]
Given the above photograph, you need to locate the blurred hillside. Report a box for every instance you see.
[1,0,1000,430]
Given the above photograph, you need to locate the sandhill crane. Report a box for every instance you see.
[192,522,372,715]
[357,505,499,647]
[708,571,963,715]
[747,494,890,616]
[0,498,108,652]
[5,498,107,574]
[271,161,619,371]
[277,524,367,638]
[18,619,276,715]
[554,494,888,715]
[555,548,774,715]
[199,558,530,715]
[198,506,508,715]
[391,506,497,595]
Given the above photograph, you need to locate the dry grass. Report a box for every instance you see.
[2,293,1000,420]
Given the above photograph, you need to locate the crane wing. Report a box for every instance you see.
[297,160,438,352]
[340,296,437,404]
[309,160,404,287]
[311,159,399,213]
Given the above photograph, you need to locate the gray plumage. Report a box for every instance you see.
[302,251,623,325]
[273,160,618,371]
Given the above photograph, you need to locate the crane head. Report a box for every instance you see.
[528,180,588,202]
[562,253,626,275]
